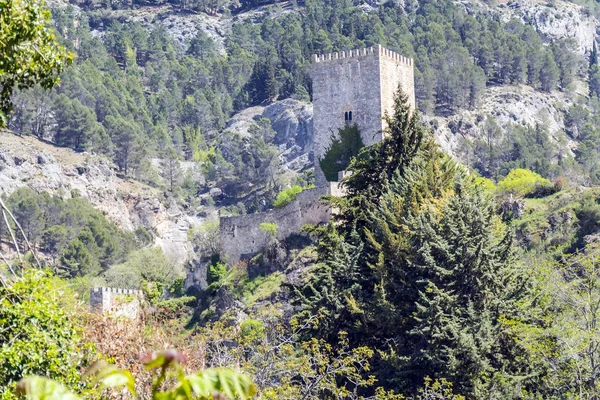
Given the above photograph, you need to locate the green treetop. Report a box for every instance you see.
[0,0,72,126]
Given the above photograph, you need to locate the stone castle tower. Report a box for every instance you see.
[311,45,415,186]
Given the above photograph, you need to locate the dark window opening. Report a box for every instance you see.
[349,111,353,121]
[344,111,349,121]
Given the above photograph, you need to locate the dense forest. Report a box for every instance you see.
[6,0,600,398]
[8,0,595,202]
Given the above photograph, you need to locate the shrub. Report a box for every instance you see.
[104,247,183,289]
[188,221,220,259]
[498,168,553,197]
[0,270,90,398]
[240,319,265,343]
[553,176,567,192]
[156,296,197,313]
[259,222,278,237]
[473,176,496,194]
[273,185,303,208]
[319,124,364,182]
[207,261,227,294]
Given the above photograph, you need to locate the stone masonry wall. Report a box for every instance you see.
[379,48,416,127]
[311,45,415,186]
[90,287,143,319]
[219,186,331,264]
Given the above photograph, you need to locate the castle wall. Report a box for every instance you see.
[219,186,331,264]
[90,287,143,319]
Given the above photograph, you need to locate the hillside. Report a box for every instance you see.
[0,131,208,263]
[7,0,600,397]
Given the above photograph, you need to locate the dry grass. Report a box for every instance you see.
[82,308,207,398]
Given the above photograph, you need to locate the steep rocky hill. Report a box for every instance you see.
[0,132,205,263]
[3,0,599,266]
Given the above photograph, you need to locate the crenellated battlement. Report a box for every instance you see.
[91,287,143,297]
[311,45,413,67]
[90,286,143,319]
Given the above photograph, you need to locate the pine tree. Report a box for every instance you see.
[160,146,182,192]
[408,183,532,397]
[292,227,365,341]
[293,86,542,397]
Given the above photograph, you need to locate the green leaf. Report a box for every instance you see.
[15,376,82,400]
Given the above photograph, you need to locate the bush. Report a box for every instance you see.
[473,176,496,194]
[498,168,554,197]
[319,124,364,182]
[0,270,90,398]
[104,247,183,289]
[240,319,265,343]
[155,296,197,313]
[259,222,278,237]
[553,176,567,192]
[273,185,303,208]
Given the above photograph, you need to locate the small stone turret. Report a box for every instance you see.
[90,287,144,319]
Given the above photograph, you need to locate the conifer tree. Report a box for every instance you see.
[294,87,542,397]
[407,183,533,396]
[590,41,598,69]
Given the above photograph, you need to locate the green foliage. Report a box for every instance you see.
[319,125,364,182]
[259,222,278,237]
[293,87,541,397]
[0,270,88,398]
[473,175,496,193]
[511,247,600,398]
[273,185,302,208]
[240,319,265,343]
[18,350,256,400]
[169,277,186,296]
[105,247,182,289]
[59,238,96,277]
[2,188,137,277]
[155,296,197,313]
[0,0,72,126]
[189,221,220,259]
[417,378,464,399]
[273,185,314,208]
[467,119,568,181]
[498,168,553,196]
[142,281,165,305]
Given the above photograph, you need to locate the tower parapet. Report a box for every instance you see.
[311,45,413,67]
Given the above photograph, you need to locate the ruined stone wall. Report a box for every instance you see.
[311,45,415,186]
[219,186,331,264]
[90,287,143,319]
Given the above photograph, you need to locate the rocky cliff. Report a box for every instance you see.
[0,132,203,264]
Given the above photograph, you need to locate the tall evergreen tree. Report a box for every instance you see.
[408,183,534,397]
[294,87,542,397]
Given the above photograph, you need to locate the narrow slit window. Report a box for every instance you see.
[345,112,349,121]
[349,111,353,121]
